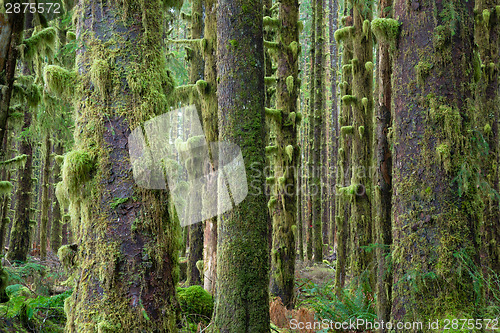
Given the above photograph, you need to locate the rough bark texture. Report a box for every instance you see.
[50,142,64,252]
[40,134,51,259]
[186,0,204,287]
[391,0,479,323]
[374,0,393,325]
[312,0,324,263]
[269,0,300,309]
[214,0,270,331]
[202,0,218,295]
[64,0,182,331]
[7,109,33,263]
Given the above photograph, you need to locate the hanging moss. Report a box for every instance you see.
[22,27,57,61]
[58,244,78,270]
[482,9,490,26]
[286,75,294,93]
[268,196,278,209]
[0,154,28,169]
[263,16,280,28]
[0,181,14,196]
[436,143,451,172]
[265,76,277,85]
[358,126,365,139]
[43,65,77,98]
[266,177,276,185]
[341,125,354,135]
[362,19,371,36]
[196,79,208,95]
[55,181,70,210]
[265,107,282,122]
[90,59,111,99]
[285,145,294,162]
[483,123,492,135]
[288,41,299,57]
[371,18,400,46]
[364,61,374,72]
[342,94,358,105]
[334,26,355,43]
[416,61,433,87]
[61,150,95,196]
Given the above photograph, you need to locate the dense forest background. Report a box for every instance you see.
[0,0,499,331]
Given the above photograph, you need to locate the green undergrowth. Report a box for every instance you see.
[0,260,71,332]
[177,285,214,332]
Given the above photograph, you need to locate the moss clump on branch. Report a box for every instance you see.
[0,181,14,197]
[286,76,294,93]
[0,154,28,169]
[263,16,280,29]
[342,95,358,105]
[265,107,282,123]
[334,26,355,43]
[365,61,374,72]
[341,126,354,135]
[22,27,57,61]
[265,76,276,85]
[371,18,400,46]
[43,65,77,98]
[62,150,95,196]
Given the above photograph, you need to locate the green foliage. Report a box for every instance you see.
[299,278,376,325]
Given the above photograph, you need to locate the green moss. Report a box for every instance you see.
[362,19,371,37]
[285,145,294,162]
[90,59,111,99]
[289,41,299,57]
[482,9,490,27]
[334,26,355,43]
[342,95,358,105]
[61,150,95,196]
[436,143,451,173]
[286,75,294,93]
[358,126,365,139]
[265,107,282,123]
[58,244,78,270]
[229,39,239,48]
[364,61,374,72]
[196,79,209,95]
[43,65,77,99]
[0,154,28,169]
[67,31,76,41]
[265,76,276,85]
[0,181,13,196]
[110,197,129,209]
[54,155,65,165]
[0,266,8,303]
[341,126,354,135]
[177,285,213,320]
[433,25,451,50]
[22,27,57,61]
[371,18,400,45]
[415,61,433,87]
[97,320,121,333]
[268,196,277,209]
[266,177,276,185]
[473,51,481,83]
[483,123,492,135]
[361,97,368,109]
[263,16,280,29]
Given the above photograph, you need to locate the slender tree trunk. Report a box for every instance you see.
[50,142,63,252]
[214,0,270,330]
[202,0,219,295]
[373,0,393,325]
[7,109,33,263]
[391,0,479,322]
[269,0,300,309]
[40,134,51,259]
[186,0,204,287]
[63,1,182,331]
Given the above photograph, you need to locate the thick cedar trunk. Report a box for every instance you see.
[64,1,181,331]
[269,0,299,309]
[186,0,204,287]
[214,0,270,330]
[40,134,51,259]
[7,109,33,263]
[202,0,218,295]
[391,0,478,323]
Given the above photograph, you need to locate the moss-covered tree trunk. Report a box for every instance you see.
[39,134,51,259]
[7,108,33,263]
[474,0,500,280]
[311,0,324,263]
[348,0,374,285]
[334,5,354,294]
[391,0,480,322]
[50,142,63,252]
[186,0,204,287]
[60,0,182,331]
[214,0,270,330]
[373,0,394,325]
[202,0,219,295]
[268,0,300,309]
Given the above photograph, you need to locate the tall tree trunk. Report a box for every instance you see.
[391,0,479,322]
[40,133,51,259]
[269,0,299,309]
[373,0,393,325]
[7,108,33,262]
[62,1,182,331]
[311,0,324,263]
[202,0,219,295]
[475,0,500,282]
[214,0,270,330]
[50,142,64,252]
[186,0,204,287]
